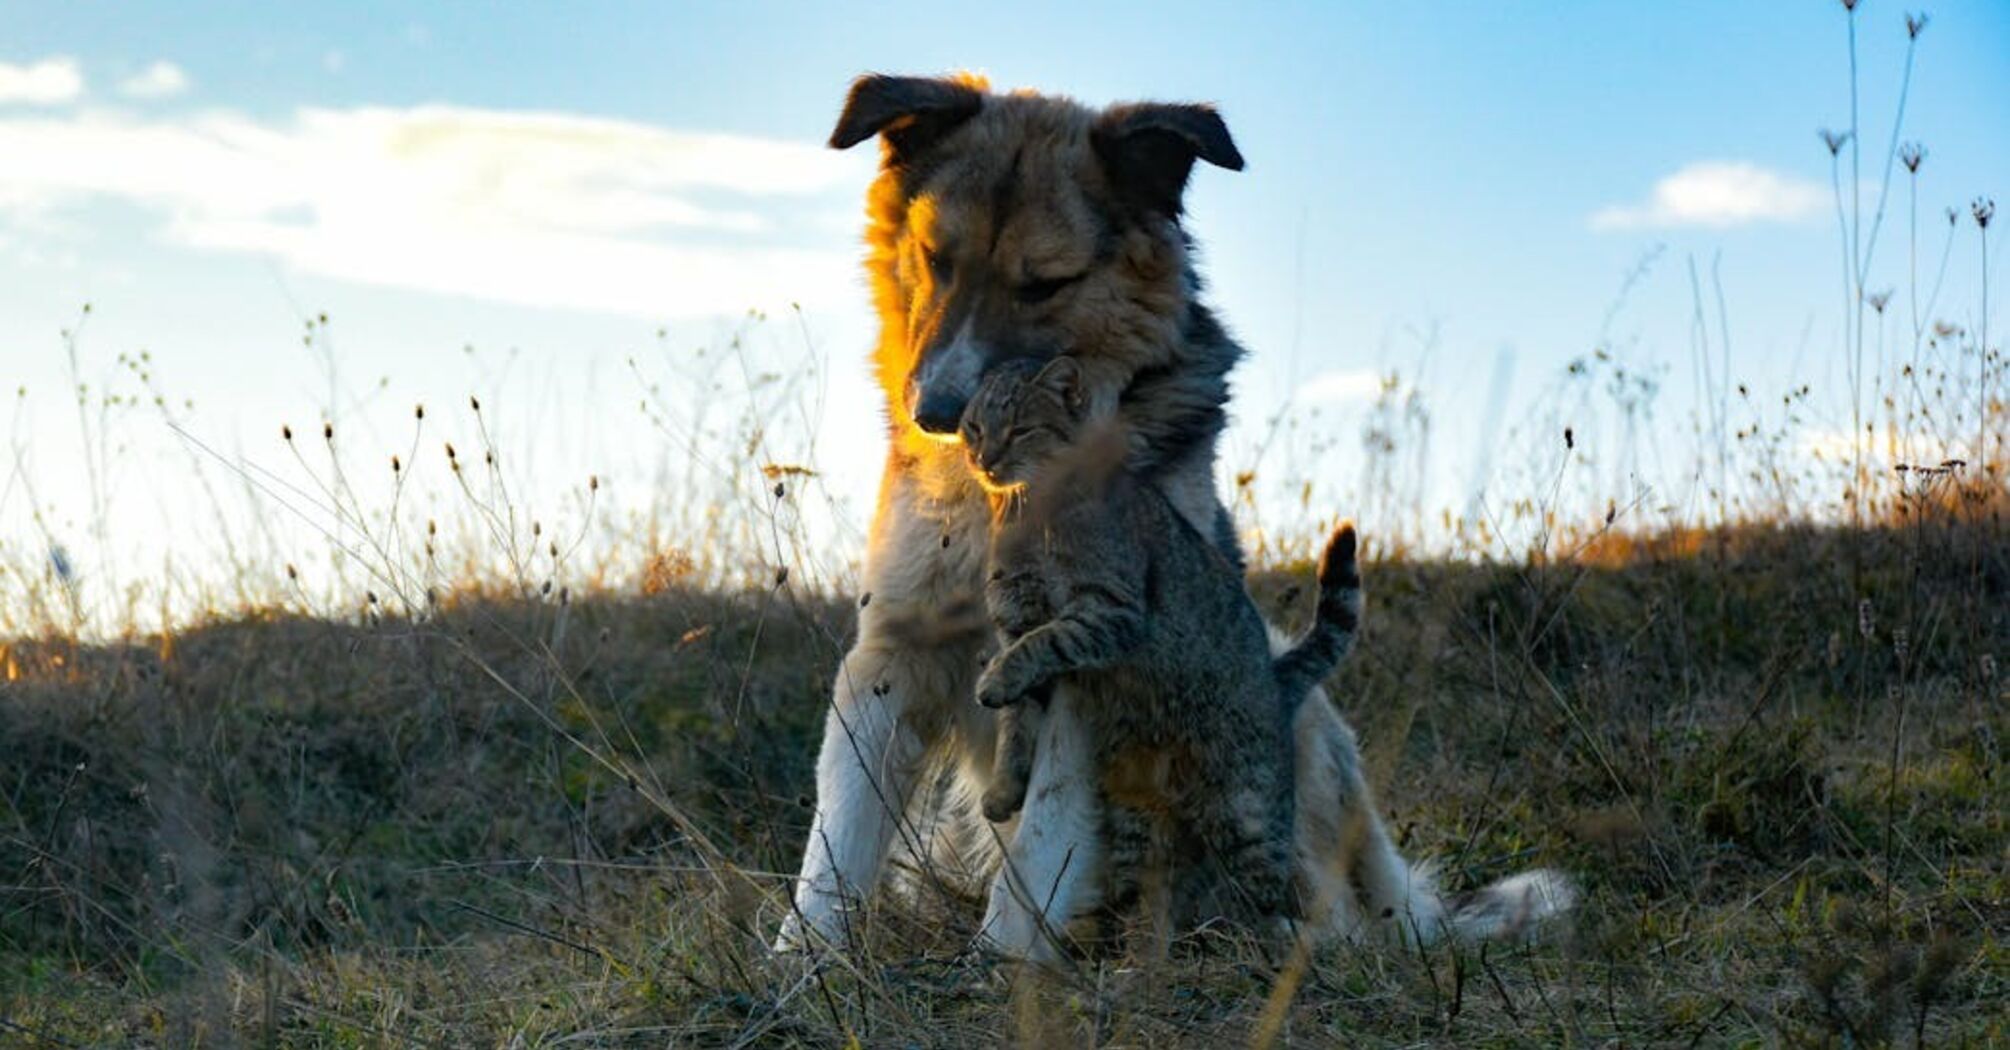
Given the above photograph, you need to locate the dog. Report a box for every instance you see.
[774,73,1571,960]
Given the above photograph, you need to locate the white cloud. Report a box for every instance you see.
[118,61,190,100]
[0,56,84,105]
[1591,162,1827,231]
[1298,369,1384,404]
[0,104,869,317]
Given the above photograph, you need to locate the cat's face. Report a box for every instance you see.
[958,357,1088,489]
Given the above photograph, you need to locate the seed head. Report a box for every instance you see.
[588,475,599,491]
[285,563,298,580]
[1564,426,1575,450]
[470,395,481,412]
[1819,129,1851,156]
[445,442,457,460]
[774,566,790,587]
[1867,289,1892,314]
[415,403,425,420]
[1973,198,1995,229]
[391,455,401,473]
[282,424,293,442]
[1898,142,1925,173]
[322,421,333,442]
[1906,11,1928,38]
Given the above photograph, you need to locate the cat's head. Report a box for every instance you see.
[958,355,1091,489]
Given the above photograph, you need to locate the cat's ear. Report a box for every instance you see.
[1034,356,1086,415]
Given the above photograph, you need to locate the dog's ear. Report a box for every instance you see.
[1092,102,1244,216]
[829,74,985,162]
[1034,356,1086,415]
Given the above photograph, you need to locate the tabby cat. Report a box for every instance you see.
[961,355,1364,933]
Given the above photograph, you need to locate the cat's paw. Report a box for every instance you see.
[974,658,1025,709]
[981,781,1026,824]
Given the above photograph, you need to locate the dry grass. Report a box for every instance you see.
[2,511,2004,1046]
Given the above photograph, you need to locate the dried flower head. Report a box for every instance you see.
[1898,142,1925,173]
[1820,129,1851,156]
[1974,198,1996,229]
[1906,11,1928,38]
[281,424,293,442]
[322,422,333,441]
[415,403,425,420]
[1867,289,1892,313]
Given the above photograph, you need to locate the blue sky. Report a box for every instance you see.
[1,2,2005,625]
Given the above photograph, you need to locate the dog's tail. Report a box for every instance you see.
[1349,826,1577,944]
[1272,521,1362,707]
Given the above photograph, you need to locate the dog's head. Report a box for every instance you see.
[829,73,1243,440]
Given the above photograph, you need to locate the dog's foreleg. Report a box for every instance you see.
[979,691,1102,964]
[775,643,937,952]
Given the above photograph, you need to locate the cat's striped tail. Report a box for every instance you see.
[1272,521,1362,705]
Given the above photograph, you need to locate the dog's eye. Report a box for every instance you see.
[1015,273,1083,305]
[926,248,954,284]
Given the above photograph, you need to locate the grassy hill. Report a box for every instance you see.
[2,516,2004,1046]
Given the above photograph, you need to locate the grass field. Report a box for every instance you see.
[3,507,2004,1046]
[3,8,2005,1045]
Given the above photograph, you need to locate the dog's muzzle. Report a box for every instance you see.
[908,323,989,436]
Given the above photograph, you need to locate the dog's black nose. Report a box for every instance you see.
[913,393,966,435]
